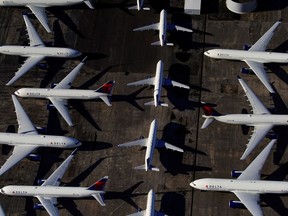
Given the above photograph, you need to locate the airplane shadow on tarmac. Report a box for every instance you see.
[161,192,186,216]
[165,63,211,111]
[158,122,211,176]
[261,162,288,215]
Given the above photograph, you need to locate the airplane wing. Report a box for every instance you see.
[48,97,73,127]
[23,14,44,47]
[54,59,86,89]
[232,192,263,216]
[240,125,273,160]
[248,21,281,52]
[133,23,159,31]
[238,139,275,180]
[243,60,274,93]
[0,145,37,176]
[27,5,52,33]
[118,138,147,147]
[163,78,190,89]
[167,24,193,32]
[11,95,38,135]
[6,56,45,86]
[156,140,184,152]
[42,149,77,186]
[238,77,271,114]
[36,196,59,216]
[127,77,155,86]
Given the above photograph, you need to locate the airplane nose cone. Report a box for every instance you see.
[0,188,5,195]
[190,182,196,188]
[204,51,210,56]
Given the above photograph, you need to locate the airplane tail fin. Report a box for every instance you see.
[95,81,115,95]
[87,176,109,191]
[134,164,159,171]
[83,0,94,9]
[202,105,221,116]
[144,101,168,107]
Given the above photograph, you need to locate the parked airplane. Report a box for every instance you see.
[15,59,115,127]
[0,95,81,176]
[201,76,287,160]
[118,119,183,171]
[204,20,283,93]
[127,189,166,216]
[129,0,150,10]
[190,139,279,216]
[127,60,190,107]
[1,14,81,86]
[133,9,192,46]
[0,149,108,216]
[0,0,94,33]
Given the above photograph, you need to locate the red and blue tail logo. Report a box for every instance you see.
[95,81,115,94]
[87,176,108,191]
[202,105,221,116]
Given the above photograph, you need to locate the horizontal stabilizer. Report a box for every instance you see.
[134,164,159,171]
[84,0,94,9]
[128,5,138,9]
[144,101,168,107]
[92,193,105,206]
[201,117,215,129]
[151,41,161,46]
[99,96,112,106]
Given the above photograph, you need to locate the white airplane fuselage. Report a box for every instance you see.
[1,185,102,198]
[153,60,163,107]
[0,46,81,58]
[15,88,108,100]
[213,114,288,126]
[0,132,80,148]
[145,120,158,171]
[0,0,84,7]
[205,49,288,63]
[159,10,167,46]
[191,178,288,194]
[146,189,155,216]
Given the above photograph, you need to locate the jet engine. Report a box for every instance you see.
[229,200,245,209]
[231,170,243,178]
[34,203,44,210]
[38,63,48,70]
[27,153,41,161]
[36,127,47,134]
[243,44,251,50]
[240,68,253,74]
[37,179,46,185]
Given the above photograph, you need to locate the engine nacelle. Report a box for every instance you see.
[240,67,254,74]
[50,83,58,88]
[243,44,251,50]
[27,153,41,161]
[36,127,46,134]
[46,103,55,110]
[266,132,278,139]
[231,170,243,178]
[38,63,48,70]
[229,200,245,209]
[34,203,44,210]
[37,179,46,185]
